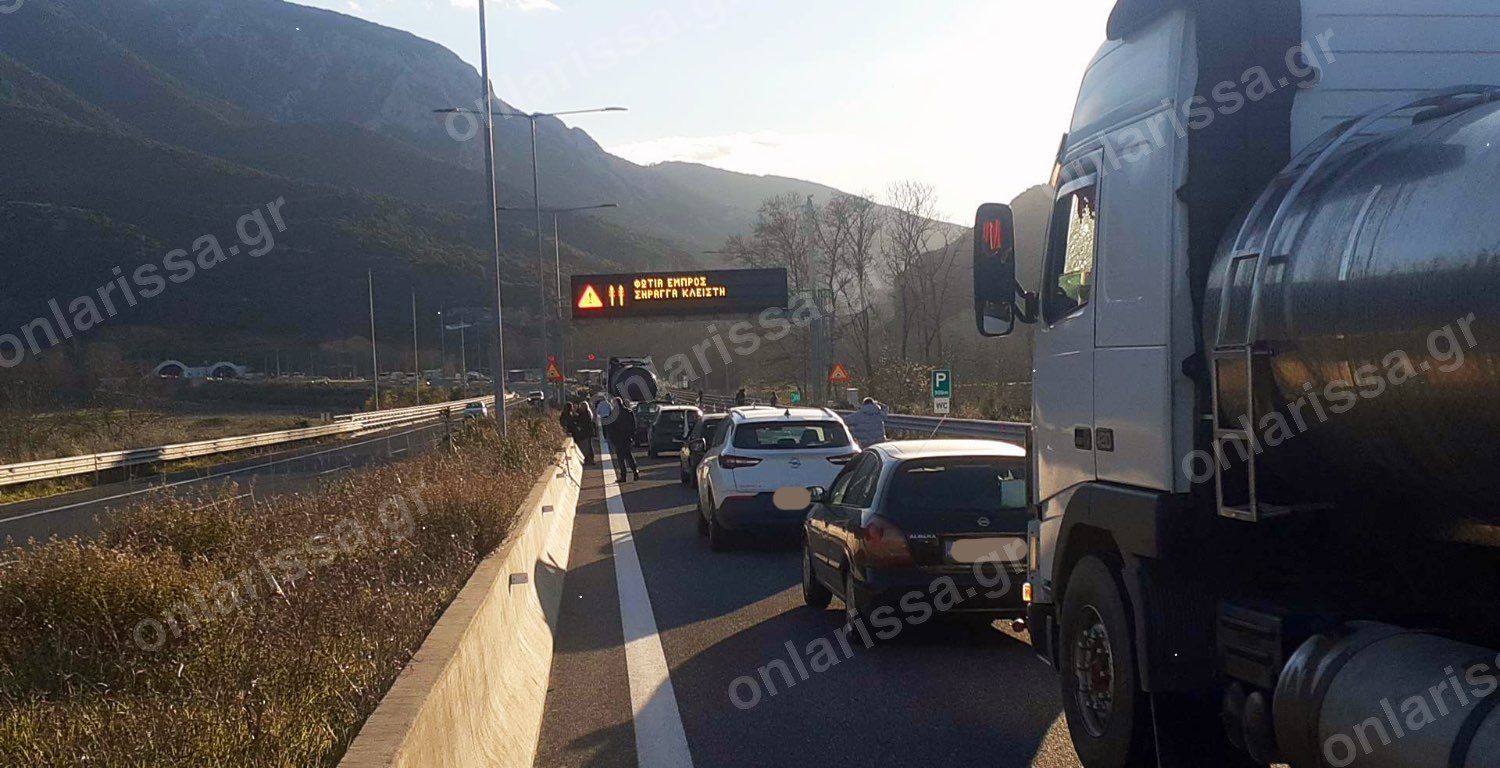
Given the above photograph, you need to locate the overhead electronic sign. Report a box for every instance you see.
[571,269,789,319]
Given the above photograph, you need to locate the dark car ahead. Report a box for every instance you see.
[678,413,727,486]
[648,405,701,458]
[632,401,661,446]
[801,440,1030,625]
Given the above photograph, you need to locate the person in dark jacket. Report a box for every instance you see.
[735,388,747,406]
[604,397,639,482]
[567,401,597,465]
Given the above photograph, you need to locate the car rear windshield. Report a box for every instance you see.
[887,457,1027,513]
[658,411,693,427]
[732,421,850,450]
[700,417,726,441]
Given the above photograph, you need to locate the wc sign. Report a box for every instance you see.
[931,369,952,415]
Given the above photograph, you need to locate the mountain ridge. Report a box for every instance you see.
[0,0,887,365]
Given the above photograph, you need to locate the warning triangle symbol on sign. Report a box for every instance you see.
[546,357,563,382]
[577,284,604,310]
[828,363,851,383]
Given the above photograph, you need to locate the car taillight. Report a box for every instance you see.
[860,515,915,567]
[719,454,762,469]
[826,454,857,465]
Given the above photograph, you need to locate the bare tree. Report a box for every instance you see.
[720,193,815,291]
[912,229,965,363]
[881,181,944,360]
[718,193,820,393]
[816,192,883,378]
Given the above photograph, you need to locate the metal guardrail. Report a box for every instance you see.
[0,395,505,489]
[673,391,1028,445]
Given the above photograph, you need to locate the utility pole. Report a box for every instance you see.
[553,213,564,393]
[803,195,829,406]
[530,118,549,403]
[411,290,420,405]
[369,270,380,410]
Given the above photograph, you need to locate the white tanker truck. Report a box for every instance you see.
[971,1,1500,765]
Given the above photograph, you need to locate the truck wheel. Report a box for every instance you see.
[1058,556,1153,768]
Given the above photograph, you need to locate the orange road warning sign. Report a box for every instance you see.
[577,284,605,310]
[546,357,564,382]
[828,362,851,383]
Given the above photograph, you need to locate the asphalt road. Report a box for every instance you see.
[536,444,1082,768]
[0,420,452,545]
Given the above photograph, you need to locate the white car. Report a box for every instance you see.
[695,406,859,551]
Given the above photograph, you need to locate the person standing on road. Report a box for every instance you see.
[845,397,889,447]
[735,387,747,407]
[566,401,597,466]
[604,396,639,482]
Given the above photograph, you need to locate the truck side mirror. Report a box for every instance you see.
[973,203,1026,337]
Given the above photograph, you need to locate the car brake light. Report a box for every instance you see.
[860,515,915,567]
[826,454,856,465]
[719,454,762,469]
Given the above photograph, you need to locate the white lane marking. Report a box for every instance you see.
[600,431,695,768]
[0,424,436,525]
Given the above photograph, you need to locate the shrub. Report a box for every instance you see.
[0,413,564,766]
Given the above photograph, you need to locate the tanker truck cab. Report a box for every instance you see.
[973,1,1500,766]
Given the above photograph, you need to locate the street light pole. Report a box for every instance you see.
[498,201,619,400]
[475,0,507,434]
[411,290,420,405]
[438,311,446,375]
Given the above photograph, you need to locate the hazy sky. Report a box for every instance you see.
[295,0,1117,220]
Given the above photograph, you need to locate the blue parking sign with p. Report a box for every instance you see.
[932,369,952,399]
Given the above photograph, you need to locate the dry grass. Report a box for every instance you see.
[0,413,564,767]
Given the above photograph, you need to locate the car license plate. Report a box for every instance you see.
[947,537,1025,564]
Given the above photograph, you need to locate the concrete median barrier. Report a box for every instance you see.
[339,440,584,768]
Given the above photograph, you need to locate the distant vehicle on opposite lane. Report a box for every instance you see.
[648,405,702,458]
[462,402,490,419]
[527,391,546,408]
[801,440,1029,624]
[679,413,728,486]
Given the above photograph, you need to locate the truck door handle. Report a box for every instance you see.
[1074,427,1093,451]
